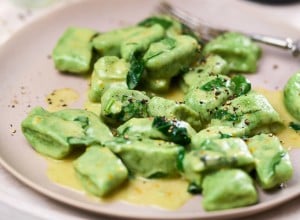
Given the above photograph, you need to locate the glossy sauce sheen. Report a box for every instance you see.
[46,88,79,112]
[45,87,300,209]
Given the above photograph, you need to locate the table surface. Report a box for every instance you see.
[1,0,300,219]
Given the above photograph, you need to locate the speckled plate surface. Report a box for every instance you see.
[0,0,300,219]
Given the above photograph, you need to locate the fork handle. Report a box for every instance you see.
[249,34,300,57]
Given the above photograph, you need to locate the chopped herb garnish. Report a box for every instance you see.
[230,75,251,96]
[148,172,167,179]
[201,75,251,97]
[138,16,173,29]
[74,116,89,129]
[219,132,232,139]
[117,95,148,121]
[289,122,300,131]
[201,77,229,91]
[144,51,164,61]
[152,116,191,145]
[213,109,240,122]
[126,53,145,89]
[143,38,176,61]
[269,151,286,178]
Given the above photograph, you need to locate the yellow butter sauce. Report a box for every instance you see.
[255,88,300,149]
[46,156,191,209]
[46,88,299,210]
[45,88,79,112]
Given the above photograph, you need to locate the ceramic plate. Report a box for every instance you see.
[1,0,300,219]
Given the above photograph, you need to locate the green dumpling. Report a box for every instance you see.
[184,74,233,124]
[182,138,254,189]
[284,72,300,121]
[74,146,128,197]
[203,32,261,73]
[92,26,145,56]
[21,107,114,159]
[247,134,293,189]
[210,92,283,135]
[142,35,200,92]
[52,108,113,144]
[52,27,97,74]
[148,96,202,131]
[104,137,183,178]
[21,107,86,159]
[181,55,229,92]
[88,56,130,102]
[101,88,149,125]
[121,24,165,60]
[190,125,246,149]
[202,169,258,211]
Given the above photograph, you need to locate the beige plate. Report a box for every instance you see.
[1,0,300,219]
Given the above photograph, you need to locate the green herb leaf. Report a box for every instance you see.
[268,151,286,178]
[74,116,89,129]
[116,95,148,121]
[138,16,173,29]
[213,109,240,122]
[187,183,202,194]
[219,132,232,139]
[289,122,300,131]
[152,116,191,145]
[126,53,145,89]
[148,172,167,179]
[230,75,251,96]
[143,38,176,61]
[201,77,230,91]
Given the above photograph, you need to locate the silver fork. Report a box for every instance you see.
[157,2,300,57]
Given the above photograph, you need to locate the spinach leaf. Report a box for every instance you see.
[148,172,167,179]
[289,122,300,131]
[152,116,191,145]
[213,109,240,122]
[201,75,251,96]
[120,98,149,121]
[74,116,89,129]
[138,16,173,29]
[187,183,202,194]
[201,77,230,91]
[143,38,176,61]
[230,75,251,96]
[126,53,145,89]
[143,51,164,61]
[219,132,232,139]
[268,151,286,178]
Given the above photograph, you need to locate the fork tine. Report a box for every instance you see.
[156,2,225,41]
[157,2,300,56]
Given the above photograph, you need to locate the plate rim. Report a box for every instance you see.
[1,0,300,219]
